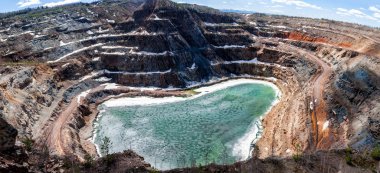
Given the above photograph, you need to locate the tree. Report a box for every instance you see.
[100,136,111,156]
[100,136,114,165]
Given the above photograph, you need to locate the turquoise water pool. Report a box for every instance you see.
[94,82,277,170]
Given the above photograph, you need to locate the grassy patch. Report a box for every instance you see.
[1,60,41,67]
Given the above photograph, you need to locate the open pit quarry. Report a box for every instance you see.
[0,0,379,172]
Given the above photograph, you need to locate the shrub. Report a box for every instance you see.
[293,143,302,162]
[104,154,115,165]
[370,145,380,161]
[21,137,34,152]
[345,147,353,165]
[292,154,301,162]
[84,154,94,168]
[345,155,353,166]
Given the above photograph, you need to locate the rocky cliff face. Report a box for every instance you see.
[0,117,17,151]
[0,0,379,172]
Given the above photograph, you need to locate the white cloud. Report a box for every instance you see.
[336,8,378,21]
[257,0,268,5]
[271,5,284,8]
[374,13,380,18]
[369,6,380,13]
[43,0,80,7]
[17,0,41,7]
[249,0,267,5]
[271,0,322,10]
[368,6,380,19]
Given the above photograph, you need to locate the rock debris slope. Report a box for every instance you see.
[0,0,379,172]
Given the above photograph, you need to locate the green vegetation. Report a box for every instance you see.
[1,60,41,67]
[154,0,222,14]
[21,137,34,152]
[345,147,353,166]
[100,136,115,165]
[292,143,302,162]
[292,154,301,162]
[100,136,111,156]
[0,6,60,20]
[148,168,160,173]
[0,1,89,21]
[84,154,94,168]
[370,145,380,161]
[339,147,378,171]
[23,8,63,19]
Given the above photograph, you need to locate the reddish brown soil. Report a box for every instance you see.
[286,32,329,43]
[286,31,353,49]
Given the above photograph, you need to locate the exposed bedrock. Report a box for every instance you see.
[326,57,380,149]
[0,65,60,139]
[0,117,17,151]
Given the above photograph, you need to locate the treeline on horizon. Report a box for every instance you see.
[0,0,379,30]
[0,2,91,20]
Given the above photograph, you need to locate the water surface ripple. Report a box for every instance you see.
[94,82,277,170]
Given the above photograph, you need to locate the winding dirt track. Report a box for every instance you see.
[47,98,79,155]
[45,84,113,157]
[282,43,332,100]
[280,43,333,147]
[44,85,98,156]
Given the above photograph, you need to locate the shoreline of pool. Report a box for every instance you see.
[91,78,282,167]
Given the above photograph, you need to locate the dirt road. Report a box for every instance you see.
[280,43,333,148]
[47,97,79,155]
[282,44,332,99]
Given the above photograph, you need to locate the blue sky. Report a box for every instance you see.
[2,0,380,27]
[172,0,380,27]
